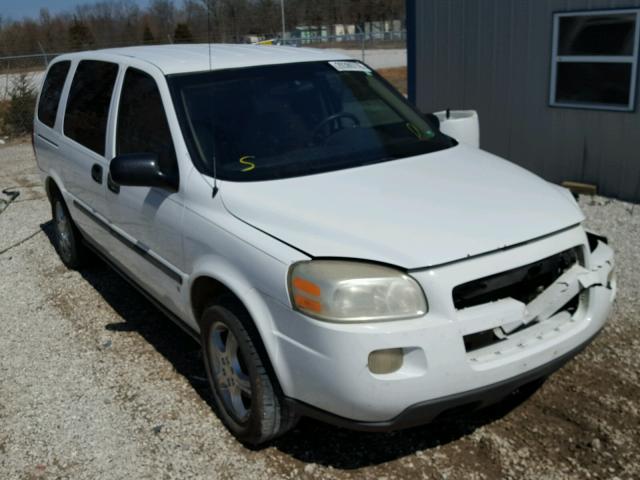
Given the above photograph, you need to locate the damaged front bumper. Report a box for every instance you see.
[457,234,615,364]
[269,225,615,427]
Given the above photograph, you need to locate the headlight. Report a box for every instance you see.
[288,260,428,322]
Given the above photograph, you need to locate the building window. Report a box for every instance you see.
[550,9,640,111]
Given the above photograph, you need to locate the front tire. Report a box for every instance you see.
[201,299,297,445]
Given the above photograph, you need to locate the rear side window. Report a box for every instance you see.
[37,61,71,128]
[116,68,177,178]
[64,60,119,155]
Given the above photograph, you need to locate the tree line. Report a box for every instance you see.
[0,0,405,59]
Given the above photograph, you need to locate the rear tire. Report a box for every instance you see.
[50,191,88,269]
[201,298,298,445]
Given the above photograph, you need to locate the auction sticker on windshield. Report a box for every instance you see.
[328,61,372,73]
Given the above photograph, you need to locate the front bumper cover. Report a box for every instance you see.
[284,328,601,432]
[269,227,614,426]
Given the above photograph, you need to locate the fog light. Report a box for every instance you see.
[368,348,403,374]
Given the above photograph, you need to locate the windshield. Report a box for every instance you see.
[168,61,455,181]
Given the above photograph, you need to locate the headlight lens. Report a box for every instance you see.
[289,260,427,322]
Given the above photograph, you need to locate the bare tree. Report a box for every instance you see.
[0,0,405,62]
[143,23,155,44]
[68,16,94,51]
[173,23,194,43]
[149,0,176,40]
[254,0,280,36]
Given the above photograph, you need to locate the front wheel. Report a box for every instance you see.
[201,299,298,445]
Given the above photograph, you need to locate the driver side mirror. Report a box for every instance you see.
[109,153,178,192]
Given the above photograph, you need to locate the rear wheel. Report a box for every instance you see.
[201,299,298,445]
[50,191,87,269]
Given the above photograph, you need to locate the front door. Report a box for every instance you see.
[105,66,185,315]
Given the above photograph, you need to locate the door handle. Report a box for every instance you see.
[91,164,103,184]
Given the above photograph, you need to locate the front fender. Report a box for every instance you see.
[185,253,291,392]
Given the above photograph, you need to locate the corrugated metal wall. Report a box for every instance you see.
[410,0,640,202]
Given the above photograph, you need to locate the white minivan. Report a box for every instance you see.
[34,45,616,445]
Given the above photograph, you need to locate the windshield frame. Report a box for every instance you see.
[167,61,456,182]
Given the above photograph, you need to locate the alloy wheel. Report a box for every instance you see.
[208,321,253,423]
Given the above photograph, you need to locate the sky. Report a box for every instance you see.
[2,0,150,21]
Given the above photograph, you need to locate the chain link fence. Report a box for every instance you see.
[0,31,406,142]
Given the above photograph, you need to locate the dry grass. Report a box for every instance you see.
[377,66,407,95]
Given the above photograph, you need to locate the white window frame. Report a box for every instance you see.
[550,8,640,112]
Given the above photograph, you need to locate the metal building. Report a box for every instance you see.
[407,0,640,202]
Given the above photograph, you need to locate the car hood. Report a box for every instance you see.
[220,145,584,269]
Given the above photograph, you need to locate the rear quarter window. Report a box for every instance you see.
[64,60,119,155]
[37,61,71,128]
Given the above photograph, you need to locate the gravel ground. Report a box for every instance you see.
[0,140,638,479]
